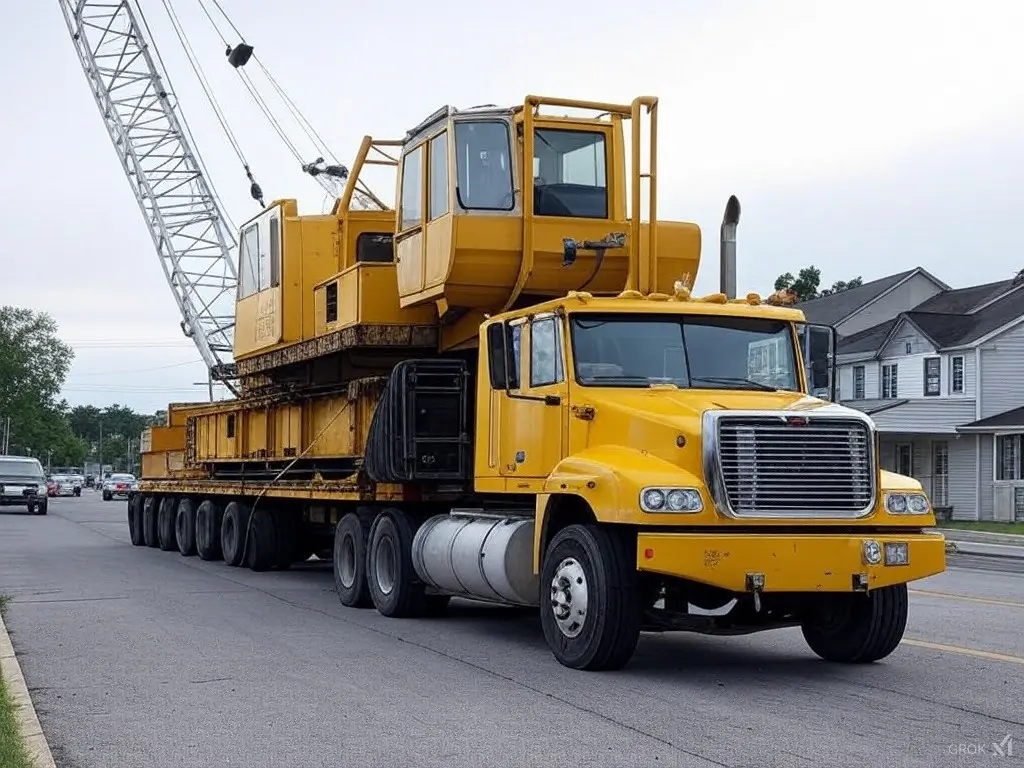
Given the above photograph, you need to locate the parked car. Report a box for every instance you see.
[101,473,138,501]
[0,455,48,515]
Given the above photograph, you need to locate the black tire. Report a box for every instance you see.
[274,510,298,570]
[246,507,278,572]
[74,488,81,497]
[221,501,251,567]
[128,496,145,546]
[175,498,197,557]
[143,496,160,547]
[365,509,427,618]
[157,497,179,552]
[195,500,223,561]
[102,490,112,501]
[539,524,641,671]
[801,584,909,663]
[334,513,373,608]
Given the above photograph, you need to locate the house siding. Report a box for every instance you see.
[836,273,946,337]
[947,435,977,520]
[978,320,1024,419]
[880,325,935,359]
[869,399,977,434]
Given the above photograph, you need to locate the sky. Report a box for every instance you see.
[1,0,1022,413]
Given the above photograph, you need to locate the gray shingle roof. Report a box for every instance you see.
[798,269,919,326]
[959,405,1024,431]
[837,319,898,355]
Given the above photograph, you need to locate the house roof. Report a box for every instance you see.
[958,406,1024,432]
[837,275,1024,355]
[842,398,908,415]
[798,268,920,326]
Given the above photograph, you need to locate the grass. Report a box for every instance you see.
[939,520,1024,535]
[0,595,33,768]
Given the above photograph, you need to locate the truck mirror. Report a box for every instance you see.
[799,323,837,401]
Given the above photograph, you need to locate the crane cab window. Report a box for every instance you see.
[533,129,607,219]
[238,210,281,299]
[429,132,449,220]
[400,144,423,230]
[356,233,394,263]
[454,121,514,211]
[530,316,564,387]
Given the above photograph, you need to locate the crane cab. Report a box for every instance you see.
[393,96,702,349]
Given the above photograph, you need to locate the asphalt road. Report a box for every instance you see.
[1,495,1021,768]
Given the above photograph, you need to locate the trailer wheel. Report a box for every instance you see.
[128,495,145,546]
[246,507,278,572]
[157,497,179,552]
[334,513,373,608]
[221,501,251,567]
[366,509,427,618]
[143,496,160,548]
[801,584,909,663]
[175,498,197,557]
[195,500,223,561]
[539,524,641,671]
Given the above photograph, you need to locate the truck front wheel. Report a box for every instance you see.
[539,524,641,671]
[801,584,909,663]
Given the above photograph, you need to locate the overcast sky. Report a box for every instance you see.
[1,0,1022,413]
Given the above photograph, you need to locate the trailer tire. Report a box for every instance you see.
[801,584,909,664]
[246,507,277,572]
[143,496,160,547]
[366,509,427,618]
[221,501,251,567]
[128,495,145,546]
[157,497,179,552]
[539,524,641,671]
[175,498,197,557]
[334,513,373,608]
[195,500,223,561]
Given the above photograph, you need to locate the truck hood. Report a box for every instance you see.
[574,388,866,468]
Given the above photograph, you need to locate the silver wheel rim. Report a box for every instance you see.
[550,557,588,638]
[338,533,357,589]
[374,535,396,596]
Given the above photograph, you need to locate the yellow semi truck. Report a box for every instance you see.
[132,95,946,670]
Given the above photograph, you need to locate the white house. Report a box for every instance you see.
[801,270,1024,521]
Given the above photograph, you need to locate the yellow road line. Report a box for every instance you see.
[909,588,1024,609]
[902,637,1024,666]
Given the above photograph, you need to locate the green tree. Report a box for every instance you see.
[0,307,79,464]
[773,268,863,301]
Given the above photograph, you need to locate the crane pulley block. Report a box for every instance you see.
[226,43,254,68]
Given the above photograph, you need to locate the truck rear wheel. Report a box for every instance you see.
[175,498,197,557]
[128,496,144,546]
[143,496,160,547]
[157,497,179,552]
[539,524,641,671]
[334,513,373,608]
[246,507,278,572]
[366,509,427,618]
[801,584,909,663]
[195,500,223,561]
[221,501,251,567]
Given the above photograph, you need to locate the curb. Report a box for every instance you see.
[947,540,1024,561]
[0,610,57,768]
[940,528,1024,547]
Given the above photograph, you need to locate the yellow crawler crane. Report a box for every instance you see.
[134,95,946,671]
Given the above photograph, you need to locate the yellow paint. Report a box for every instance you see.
[902,638,1024,666]
[635,532,946,592]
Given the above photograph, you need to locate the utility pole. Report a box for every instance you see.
[98,420,103,473]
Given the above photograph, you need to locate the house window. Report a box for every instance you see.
[905,341,912,354]
[852,365,865,399]
[882,364,898,398]
[923,357,941,396]
[932,441,949,506]
[995,434,1024,481]
[951,356,964,394]
[895,443,913,477]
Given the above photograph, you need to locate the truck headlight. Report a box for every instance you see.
[885,492,930,514]
[640,487,703,513]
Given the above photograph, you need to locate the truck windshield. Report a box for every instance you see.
[0,459,43,478]
[569,313,799,391]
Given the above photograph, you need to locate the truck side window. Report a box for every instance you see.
[530,317,563,387]
[486,322,521,390]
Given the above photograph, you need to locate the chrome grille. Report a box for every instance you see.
[715,416,874,517]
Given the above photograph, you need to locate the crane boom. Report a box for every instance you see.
[59,0,239,382]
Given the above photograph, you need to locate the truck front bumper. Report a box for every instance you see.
[636,531,946,593]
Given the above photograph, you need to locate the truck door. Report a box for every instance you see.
[494,313,568,482]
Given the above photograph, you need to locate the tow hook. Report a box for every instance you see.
[746,572,765,612]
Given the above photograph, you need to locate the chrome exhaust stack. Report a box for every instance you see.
[720,195,741,299]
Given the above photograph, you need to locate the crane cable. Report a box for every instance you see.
[159,0,265,208]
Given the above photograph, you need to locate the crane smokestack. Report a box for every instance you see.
[720,195,740,299]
